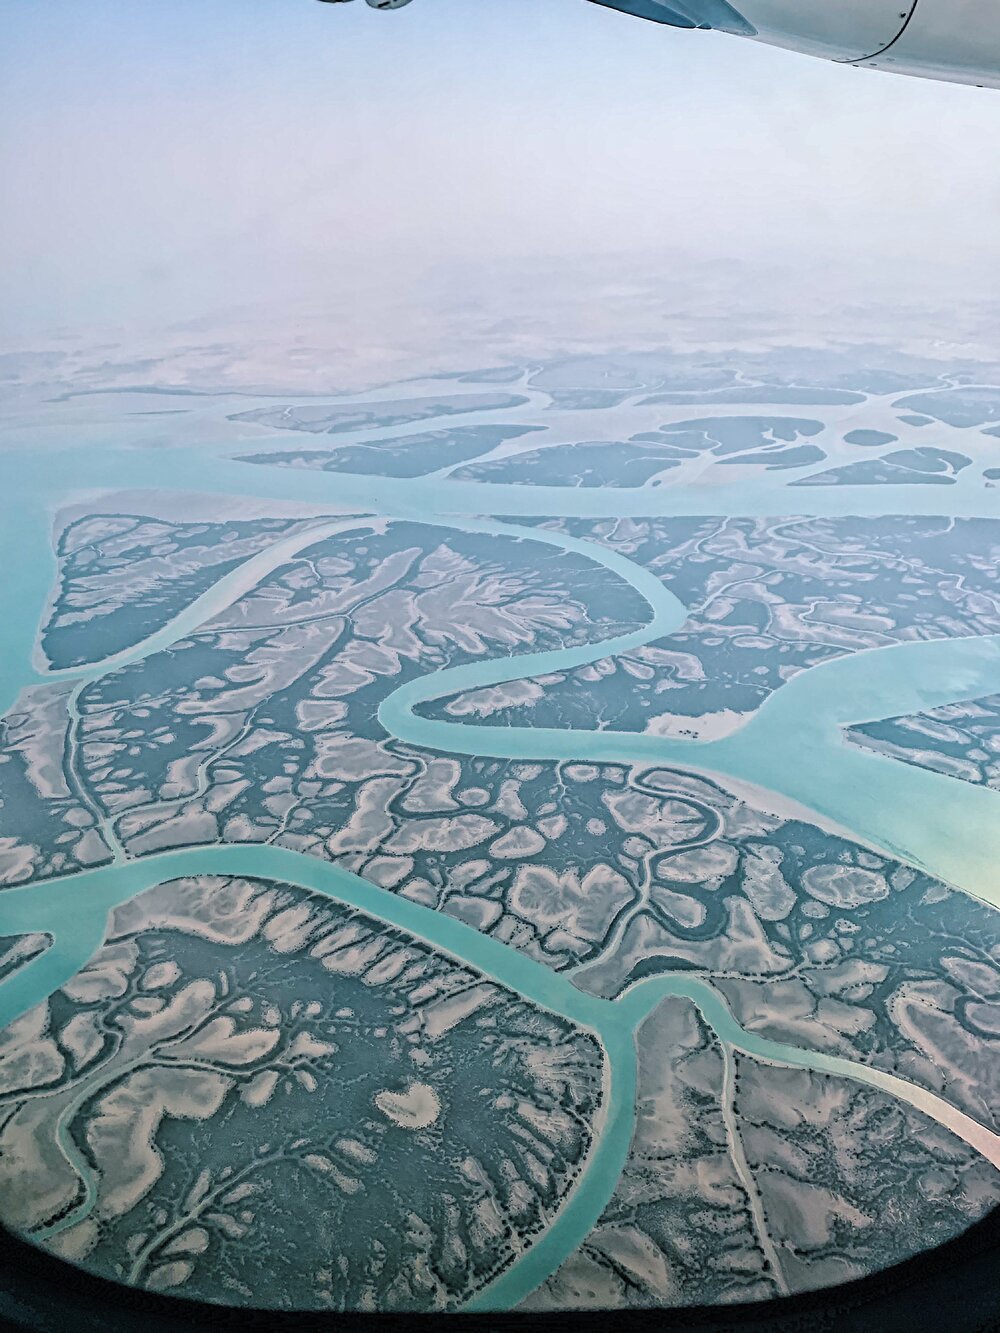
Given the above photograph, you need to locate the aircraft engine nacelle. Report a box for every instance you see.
[590,0,1000,89]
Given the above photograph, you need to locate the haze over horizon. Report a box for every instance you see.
[3,0,1000,345]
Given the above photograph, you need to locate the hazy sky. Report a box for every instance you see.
[2,0,1000,337]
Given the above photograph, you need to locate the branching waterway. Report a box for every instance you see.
[2,382,1000,1308]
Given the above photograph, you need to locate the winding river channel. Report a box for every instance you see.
[2,378,1000,1308]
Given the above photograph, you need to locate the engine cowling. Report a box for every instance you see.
[317,0,1000,88]
[590,0,1000,88]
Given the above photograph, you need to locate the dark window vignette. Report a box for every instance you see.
[2,1205,1000,1333]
